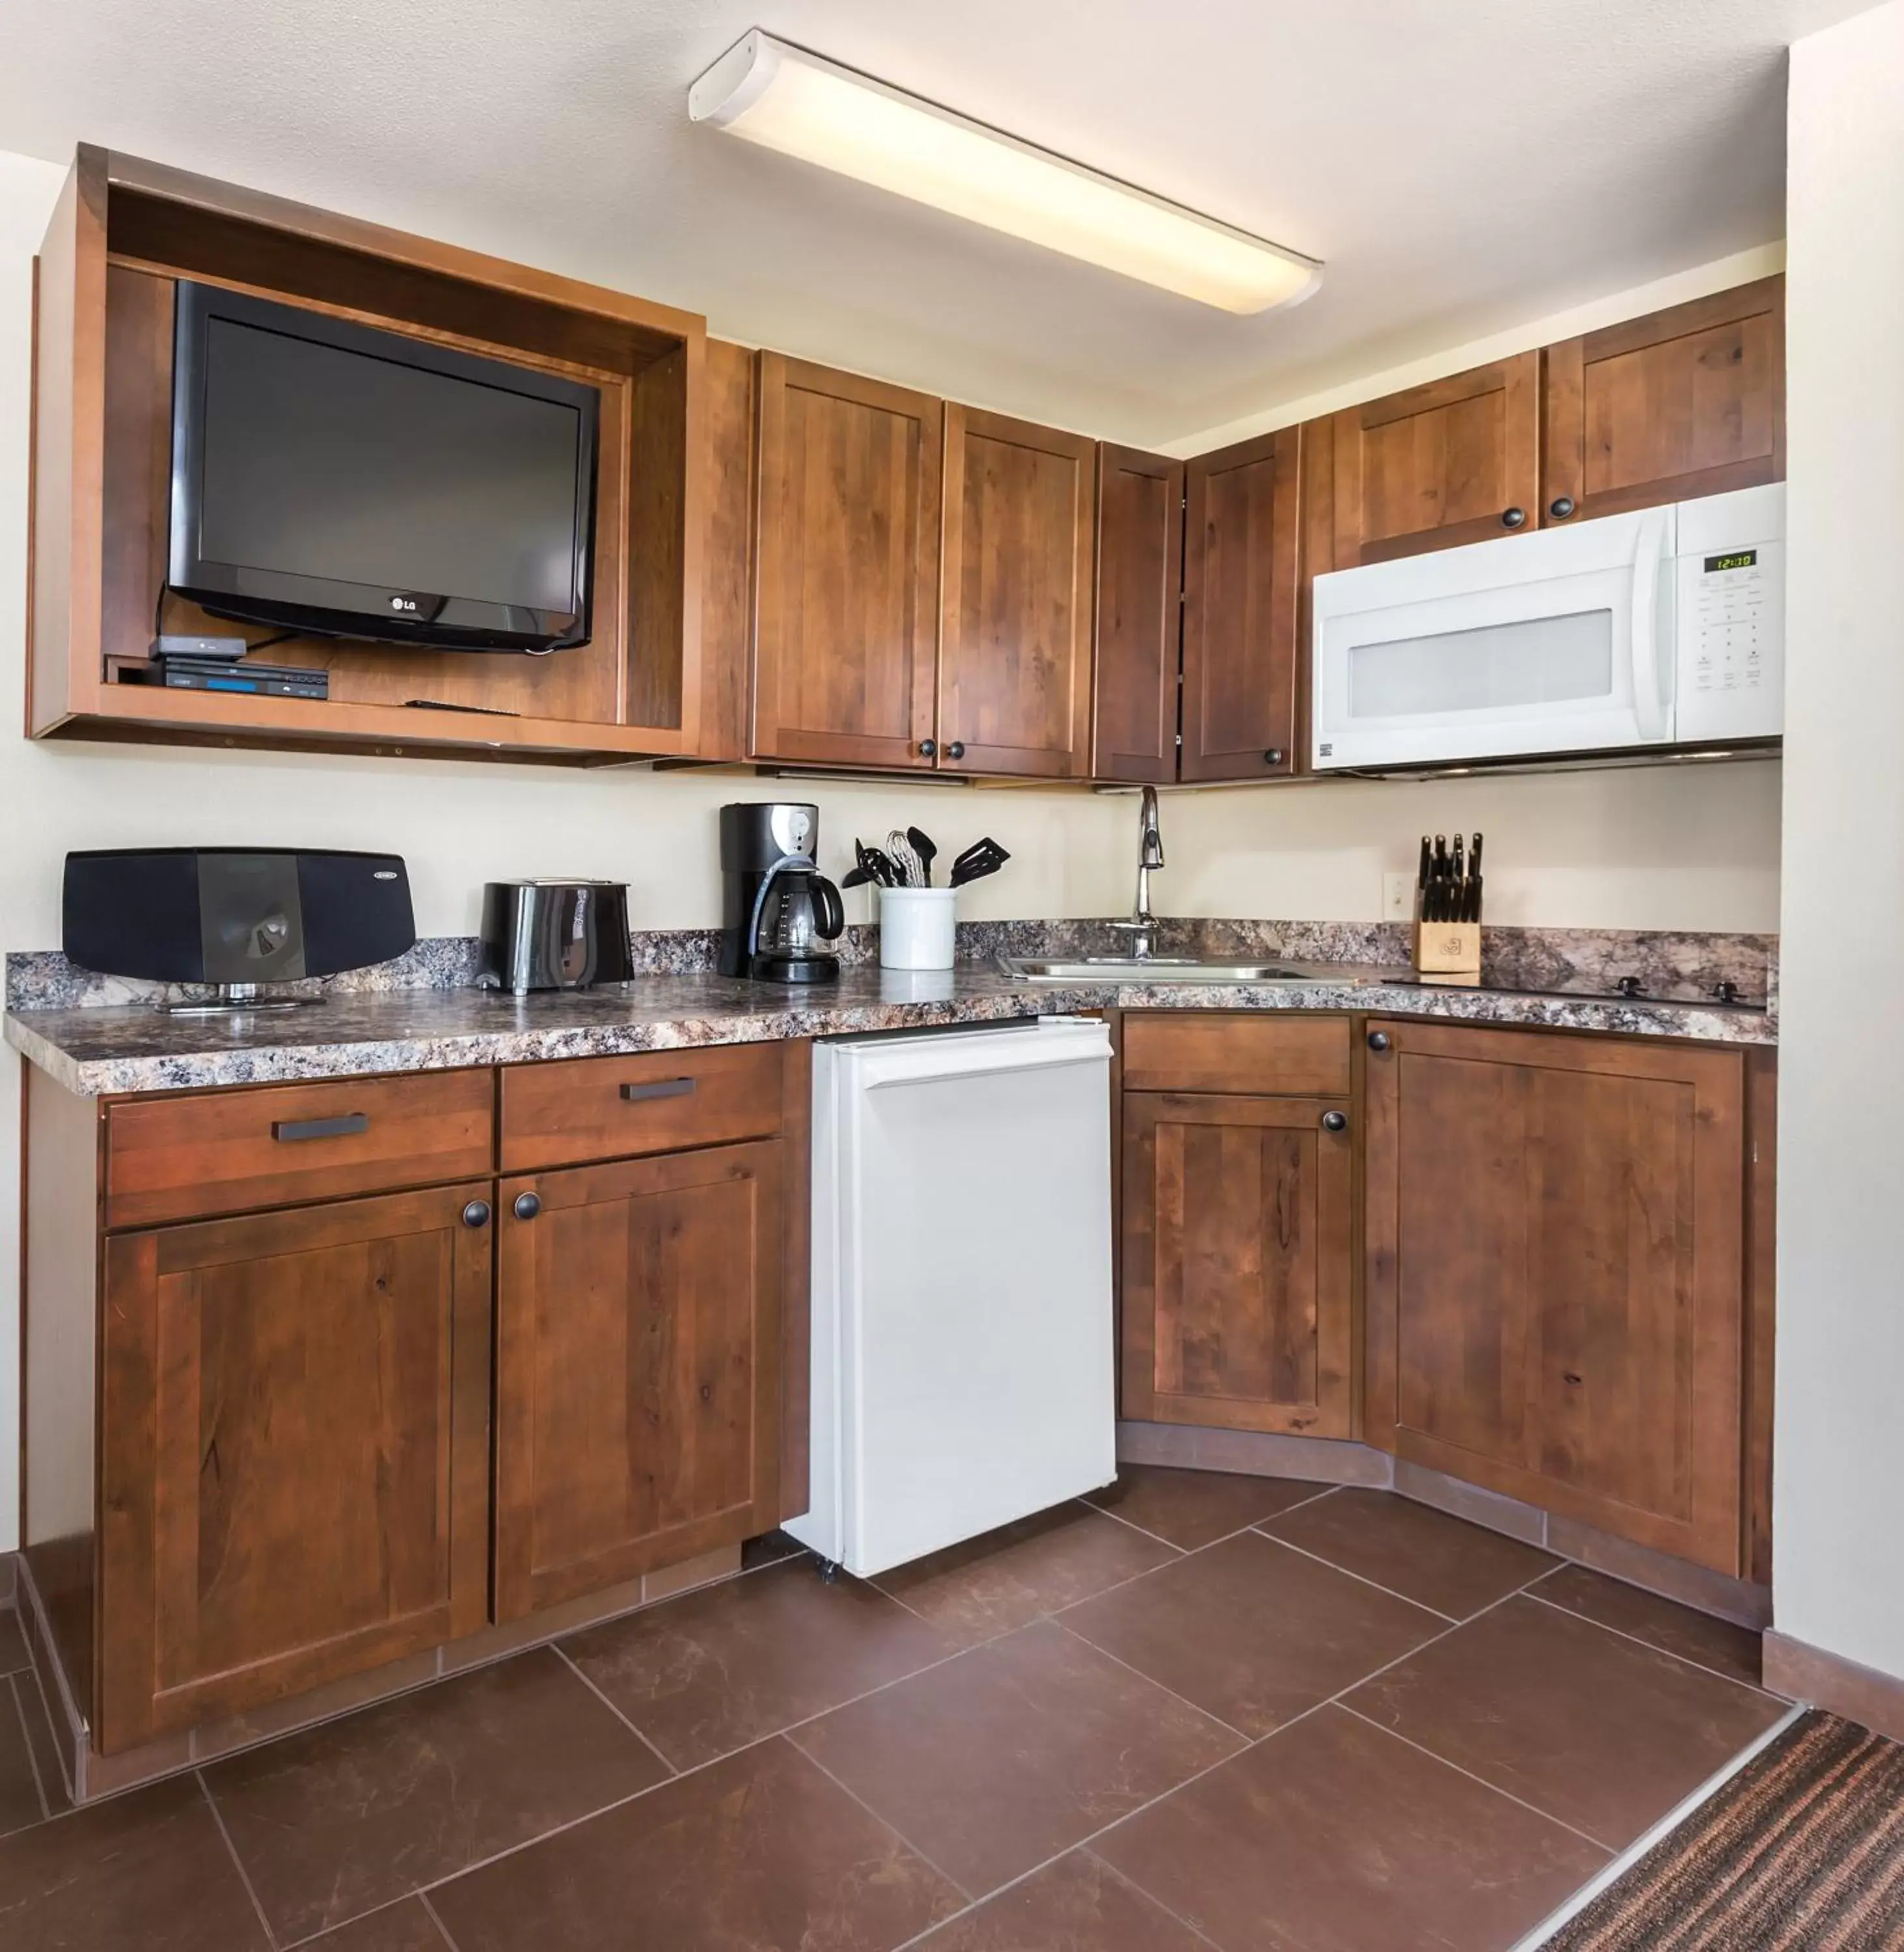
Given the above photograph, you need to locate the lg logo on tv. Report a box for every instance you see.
[390,596,419,612]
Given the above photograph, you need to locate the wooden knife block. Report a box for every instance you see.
[1414,920,1482,975]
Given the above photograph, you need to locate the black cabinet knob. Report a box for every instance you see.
[1501,506,1527,530]
[1320,1109,1348,1133]
[918,738,937,758]
[945,740,966,761]
[1367,1031,1391,1052]
[461,1200,491,1230]
[1264,748,1285,766]
[513,1191,542,1221]
[1548,495,1576,520]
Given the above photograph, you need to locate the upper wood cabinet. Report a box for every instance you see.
[1542,276,1785,526]
[99,1185,493,1750]
[1091,446,1184,784]
[1324,353,1542,566]
[1182,426,1302,780]
[494,1141,784,1620]
[1363,1020,1748,1573]
[938,405,1097,778]
[32,146,708,766]
[752,355,943,770]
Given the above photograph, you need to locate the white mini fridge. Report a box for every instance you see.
[787,1017,1117,1577]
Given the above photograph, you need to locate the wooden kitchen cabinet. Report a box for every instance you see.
[752,354,943,769]
[1181,426,1303,780]
[1091,444,1184,783]
[1323,353,1542,565]
[1542,276,1785,526]
[1363,1020,1748,1573]
[1121,1014,1355,1437]
[98,1184,494,1749]
[938,405,1097,777]
[494,1141,784,1619]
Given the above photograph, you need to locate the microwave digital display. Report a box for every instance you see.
[1705,549,1758,573]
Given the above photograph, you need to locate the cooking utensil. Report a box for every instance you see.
[906,826,939,886]
[886,830,927,889]
[949,837,1011,889]
[855,840,898,888]
[841,866,873,891]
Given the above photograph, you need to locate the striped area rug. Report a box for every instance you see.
[1547,1711,1904,1950]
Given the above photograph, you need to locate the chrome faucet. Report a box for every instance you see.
[1109,785,1165,960]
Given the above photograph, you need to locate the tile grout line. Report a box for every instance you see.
[1066,1498,1191,1553]
[1518,1589,1778,1698]
[1244,1525,1462,1624]
[277,1892,442,1951]
[195,1767,281,1951]
[782,1730,977,1906]
[1046,1618,1253,1744]
[1333,1701,1616,1855]
[6,1674,51,1826]
[1081,1845,1231,1952]
[550,1642,680,1778]
[416,1886,463,1951]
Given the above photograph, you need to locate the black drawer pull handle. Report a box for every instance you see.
[621,1078,697,1103]
[272,1113,370,1143]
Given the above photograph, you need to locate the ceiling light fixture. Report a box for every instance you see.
[688,30,1322,316]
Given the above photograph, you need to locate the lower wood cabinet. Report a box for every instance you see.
[1120,1014,1356,1438]
[98,1184,494,1749]
[493,1142,785,1619]
[1363,1020,1749,1573]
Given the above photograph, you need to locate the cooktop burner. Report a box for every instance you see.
[1391,970,1767,1011]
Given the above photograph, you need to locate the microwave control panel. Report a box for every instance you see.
[1674,485,1785,743]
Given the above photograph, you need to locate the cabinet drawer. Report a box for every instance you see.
[1121,1012,1352,1096]
[500,1042,785,1171]
[105,1070,496,1229]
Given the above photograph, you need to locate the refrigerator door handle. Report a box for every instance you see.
[1630,508,1672,742]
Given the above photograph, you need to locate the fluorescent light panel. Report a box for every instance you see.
[689,31,1321,316]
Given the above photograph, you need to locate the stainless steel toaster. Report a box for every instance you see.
[478,880,634,994]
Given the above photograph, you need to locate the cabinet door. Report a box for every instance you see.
[939,405,1096,777]
[99,1185,493,1751]
[1328,352,1540,565]
[1181,426,1301,781]
[1542,277,1784,526]
[1092,444,1183,783]
[1122,1092,1353,1437]
[1365,1022,1747,1573]
[495,1142,782,1620]
[753,355,942,768]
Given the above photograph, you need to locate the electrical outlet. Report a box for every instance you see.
[1382,872,1415,922]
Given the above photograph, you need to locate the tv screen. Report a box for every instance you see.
[169,282,599,653]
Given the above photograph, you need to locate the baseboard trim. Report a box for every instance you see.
[1763,1630,1904,1743]
[1117,1422,1393,1485]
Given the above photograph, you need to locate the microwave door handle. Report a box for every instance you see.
[1629,509,1671,742]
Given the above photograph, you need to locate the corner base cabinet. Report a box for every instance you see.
[1363,1020,1750,1573]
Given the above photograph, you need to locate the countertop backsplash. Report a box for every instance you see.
[7,918,1776,1014]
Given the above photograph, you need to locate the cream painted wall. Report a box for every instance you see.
[1773,0,1904,1680]
[0,142,1783,1553]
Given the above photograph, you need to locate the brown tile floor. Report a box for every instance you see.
[0,1474,1791,1951]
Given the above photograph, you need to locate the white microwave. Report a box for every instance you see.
[1311,483,1784,771]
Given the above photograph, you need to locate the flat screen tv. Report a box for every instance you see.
[168,281,599,654]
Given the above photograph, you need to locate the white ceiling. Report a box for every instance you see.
[0,0,1870,448]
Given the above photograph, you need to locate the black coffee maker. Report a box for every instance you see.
[718,802,845,984]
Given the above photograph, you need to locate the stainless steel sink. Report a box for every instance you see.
[1000,955,1359,984]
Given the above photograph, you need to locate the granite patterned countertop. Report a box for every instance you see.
[5,956,1774,1097]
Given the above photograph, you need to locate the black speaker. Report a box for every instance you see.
[62,849,416,984]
